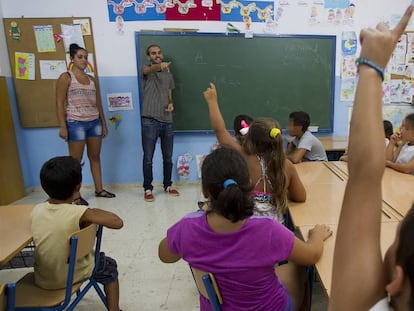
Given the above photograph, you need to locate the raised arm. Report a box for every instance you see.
[203,83,243,153]
[329,6,414,310]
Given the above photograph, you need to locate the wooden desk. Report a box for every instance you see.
[318,137,348,152]
[0,205,33,266]
[299,222,398,297]
[288,183,396,227]
[294,162,346,184]
[329,161,413,219]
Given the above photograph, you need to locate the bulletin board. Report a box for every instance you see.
[3,17,98,128]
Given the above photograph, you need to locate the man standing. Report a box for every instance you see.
[141,44,179,202]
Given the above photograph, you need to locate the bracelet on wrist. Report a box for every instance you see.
[355,57,384,81]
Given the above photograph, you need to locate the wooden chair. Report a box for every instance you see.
[14,224,108,310]
[0,283,15,311]
[191,267,223,311]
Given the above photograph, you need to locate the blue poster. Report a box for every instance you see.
[324,0,349,9]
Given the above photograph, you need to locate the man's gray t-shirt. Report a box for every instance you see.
[141,67,175,122]
[293,130,328,161]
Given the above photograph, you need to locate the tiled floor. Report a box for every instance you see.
[0,183,328,310]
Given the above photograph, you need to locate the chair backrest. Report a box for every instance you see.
[0,283,15,311]
[61,224,97,307]
[191,267,223,311]
[69,224,97,261]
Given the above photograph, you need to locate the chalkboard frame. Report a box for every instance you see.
[135,31,336,134]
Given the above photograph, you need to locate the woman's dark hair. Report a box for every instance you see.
[396,204,414,309]
[69,43,87,59]
[40,156,82,200]
[201,147,254,222]
[383,120,393,139]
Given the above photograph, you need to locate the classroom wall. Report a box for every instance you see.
[0,0,411,188]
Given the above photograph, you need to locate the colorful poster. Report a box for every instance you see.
[107,92,134,111]
[341,56,357,78]
[107,0,272,22]
[340,78,356,101]
[324,0,349,8]
[73,19,91,35]
[177,152,193,180]
[33,25,56,52]
[15,52,35,80]
[39,60,67,79]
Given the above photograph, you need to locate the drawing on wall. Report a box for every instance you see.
[39,60,67,79]
[341,56,357,78]
[33,25,56,53]
[15,52,35,80]
[177,152,193,181]
[109,115,122,129]
[107,0,273,22]
[9,21,21,42]
[340,78,356,102]
[107,92,134,111]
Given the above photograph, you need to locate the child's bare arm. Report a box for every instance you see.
[386,157,414,174]
[329,6,414,310]
[285,159,306,202]
[203,83,243,153]
[80,208,124,229]
[158,237,181,263]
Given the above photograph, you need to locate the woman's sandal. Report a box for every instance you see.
[73,196,89,206]
[95,189,116,198]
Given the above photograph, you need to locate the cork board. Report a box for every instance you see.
[3,17,98,128]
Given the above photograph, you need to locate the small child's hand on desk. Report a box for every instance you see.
[308,224,333,241]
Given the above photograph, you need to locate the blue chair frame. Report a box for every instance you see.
[15,225,107,311]
[201,274,221,311]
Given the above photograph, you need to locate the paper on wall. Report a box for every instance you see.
[61,24,85,52]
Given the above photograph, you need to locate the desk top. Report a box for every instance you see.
[318,137,348,152]
[0,205,33,266]
[294,162,346,184]
[288,183,396,226]
[328,161,413,219]
[299,222,398,297]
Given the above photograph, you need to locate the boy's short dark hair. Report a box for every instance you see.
[405,113,414,128]
[40,156,82,201]
[383,120,393,139]
[289,111,310,132]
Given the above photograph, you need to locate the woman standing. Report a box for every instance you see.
[56,43,115,205]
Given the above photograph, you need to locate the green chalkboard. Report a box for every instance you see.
[136,32,336,132]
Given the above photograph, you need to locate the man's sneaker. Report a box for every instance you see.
[165,186,179,196]
[144,190,154,202]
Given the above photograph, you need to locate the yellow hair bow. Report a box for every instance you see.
[269,128,281,139]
